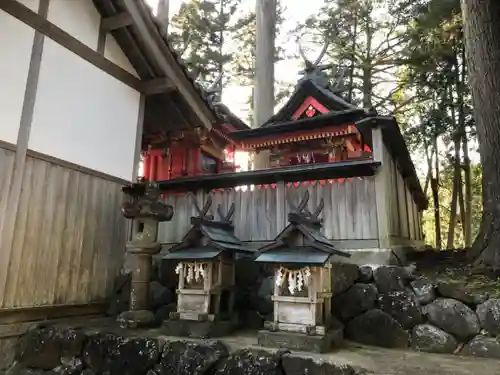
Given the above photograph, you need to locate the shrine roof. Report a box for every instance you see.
[163,248,222,260]
[168,214,253,257]
[262,79,360,127]
[153,160,381,192]
[91,0,248,149]
[229,109,370,142]
[255,190,351,265]
[255,247,334,265]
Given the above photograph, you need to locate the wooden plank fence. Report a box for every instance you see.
[159,177,379,244]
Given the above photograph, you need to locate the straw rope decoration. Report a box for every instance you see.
[275,266,312,295]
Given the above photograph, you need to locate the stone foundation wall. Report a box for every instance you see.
[7,326,363,375]
[106,258,500,361]
[332,264,500,359]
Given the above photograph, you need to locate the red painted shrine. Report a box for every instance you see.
[142,102,249,181]
[229,46,373,169]
[142,44,377,182]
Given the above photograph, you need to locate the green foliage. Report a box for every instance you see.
[422,163,482,248]
[296,0,423,110]
[169,0,242,85]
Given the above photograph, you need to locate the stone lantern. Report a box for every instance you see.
[255,190,351,352]
[117,183,173,328]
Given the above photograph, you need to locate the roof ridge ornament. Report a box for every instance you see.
[217,203,235,223]
[191,193,214,220]
[287,190,324,225]
[296,35,348,92]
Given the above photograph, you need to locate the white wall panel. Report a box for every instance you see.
[19,0,40,12]
[47,0,100,49]
[104,35,140,78]
[0,11,35,145]
[29,39,141,181]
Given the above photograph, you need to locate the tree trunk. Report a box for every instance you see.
[458,166,466,246]
[447,135,461,249]
[461,0,500,268]
[432,136,442,249]
[362,23,373,109]
[462,136,472,247]
[348,14,358,103]
[458,43,472,248]
[253,0,276,169]
[423,146,434,196]
[447,73,460,249]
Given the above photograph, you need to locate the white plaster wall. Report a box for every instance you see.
[47,0,100,49]
[19,0,40,12]
[104,35,140,78]
[0,11,35,145]
[29,39,141,181]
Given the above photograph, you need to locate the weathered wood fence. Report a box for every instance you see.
[0,144,127,310]
[159,176,379,245]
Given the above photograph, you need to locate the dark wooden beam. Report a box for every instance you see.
[147,160,382,193]
[123,0,215,129]
[1,0,143,92]
[101,12,134,32]
[143,78,176,95]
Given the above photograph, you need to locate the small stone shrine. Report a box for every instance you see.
[118,183,174,328]
[255,190,351,352]
[162,194,253,337]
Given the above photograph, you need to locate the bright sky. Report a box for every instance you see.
[146,0,325,121]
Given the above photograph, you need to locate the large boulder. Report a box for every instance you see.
[461,335,500,359]
[159,340,228,375]
[107,337,160,375]
[106,273,131,317]
[332,283,378,322]
[15,326,86,370]
[410,277,436,305]
[411,324,458,354]
[377,290,423,329]
[425,298,480,340]
[212,348,282,375]
[373,266,409,293]
[282,356,359,375]
[476,298,500,336]
[345,309,409,348]
[83,333,159,375]
[150,281,174,310]
[5,363,47,375]
[437,282,488,306]
[250,277,274,315]
[82,333,119,374]
[52,357,84,375]
[358,266,373,283]
[331,263,360,296]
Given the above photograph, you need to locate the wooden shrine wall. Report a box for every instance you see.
[0,144,127,310]
[381,142,423,244]
[159,177,379,245]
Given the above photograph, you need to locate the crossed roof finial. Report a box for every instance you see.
[287,190,324,222]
